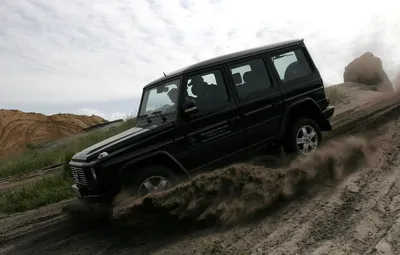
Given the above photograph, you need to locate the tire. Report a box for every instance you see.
[282,118,322,156]
[124,165,179,198]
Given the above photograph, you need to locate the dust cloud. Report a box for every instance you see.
[393,72,400,92]
[112,136,372,226]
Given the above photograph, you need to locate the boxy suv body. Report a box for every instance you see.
[69,39,335,206]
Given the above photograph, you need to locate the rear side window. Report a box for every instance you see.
[271,49,312,82]
[229,58,272,97]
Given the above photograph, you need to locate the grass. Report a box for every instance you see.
[0,116,137,179]
[0,171,74,214]
[0,116,138,214]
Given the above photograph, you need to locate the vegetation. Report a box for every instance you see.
[0,117,137,179]
[0,116,137,214]
[0,171,74,213]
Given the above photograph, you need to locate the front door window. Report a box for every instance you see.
[139,78,181,116]
[186,69,229,113]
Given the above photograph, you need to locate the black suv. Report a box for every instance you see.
[70,39,334,207]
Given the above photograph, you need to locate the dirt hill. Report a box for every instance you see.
[343,52,393,92]
[0,109,106,157]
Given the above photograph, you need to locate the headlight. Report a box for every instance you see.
[90,168,97,180]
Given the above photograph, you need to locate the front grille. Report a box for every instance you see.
[70,166,88,185]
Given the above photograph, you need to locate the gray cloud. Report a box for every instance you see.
[0,0,399,117]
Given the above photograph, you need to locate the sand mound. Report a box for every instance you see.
[0,109,106,157]
[343,52,393,92]
[326,82,388,116]
[113,135,372,226]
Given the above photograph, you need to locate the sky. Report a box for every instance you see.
[1,0,400,121]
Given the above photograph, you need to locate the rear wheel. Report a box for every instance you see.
[283,118,322,156]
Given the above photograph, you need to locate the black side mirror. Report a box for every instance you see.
[182,101,198,115]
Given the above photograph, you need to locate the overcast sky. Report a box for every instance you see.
[1,0,400,120]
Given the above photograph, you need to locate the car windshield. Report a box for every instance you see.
[138,78,181,117]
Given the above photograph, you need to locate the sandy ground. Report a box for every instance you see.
[1,83,400,255]
[0,110,105,157]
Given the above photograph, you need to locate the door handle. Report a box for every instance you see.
[228,116,240,124]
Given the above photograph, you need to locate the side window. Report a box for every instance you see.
[271,49,312,82]
[229,58,272,97]
[186,69,229,111]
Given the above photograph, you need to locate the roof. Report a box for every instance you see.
[143,38,304,89]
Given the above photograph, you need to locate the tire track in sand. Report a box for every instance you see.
[243,120,400,254]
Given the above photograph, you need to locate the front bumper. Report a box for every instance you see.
[71,184,118,204]
[322,105,335,119]
[71,184,82,198]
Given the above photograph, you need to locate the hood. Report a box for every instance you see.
[71,126,152,163]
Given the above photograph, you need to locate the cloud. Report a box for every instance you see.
[1,0,400,109]
[76,107,127,121]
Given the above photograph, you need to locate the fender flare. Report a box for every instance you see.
[119,150,191,179]
[278,97,324,139]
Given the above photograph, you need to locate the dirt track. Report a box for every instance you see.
[1,83,400,255]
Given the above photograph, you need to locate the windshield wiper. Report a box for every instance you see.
[138,114,152,123]
[151,111,167,122]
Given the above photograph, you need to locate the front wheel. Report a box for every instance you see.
[123,165,179,198]
[283,118,322,156]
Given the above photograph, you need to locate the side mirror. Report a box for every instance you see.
[182,101,198,115]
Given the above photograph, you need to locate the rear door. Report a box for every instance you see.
[181,66,246,171]
[226,56,285,147]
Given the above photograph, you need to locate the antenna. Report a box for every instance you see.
[163,72,166,77]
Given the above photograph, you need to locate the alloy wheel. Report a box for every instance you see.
[296,125,318,155]
[138,176,172,197]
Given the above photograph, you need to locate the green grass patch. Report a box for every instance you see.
[0,117,137,179]
[0,171,74,214]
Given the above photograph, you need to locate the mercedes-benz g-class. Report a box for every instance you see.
[69,38,335,210]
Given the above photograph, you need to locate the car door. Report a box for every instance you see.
[226,56,285,147]
[181,66,246,171]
